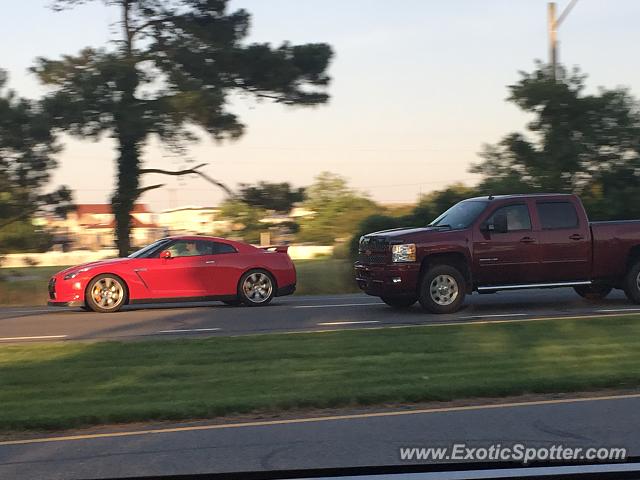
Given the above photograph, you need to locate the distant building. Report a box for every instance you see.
[47,204,162,250]
[156,206,230,236]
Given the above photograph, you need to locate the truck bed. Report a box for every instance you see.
[591,220,640,279]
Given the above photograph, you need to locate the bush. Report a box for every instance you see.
[22,256,40,267]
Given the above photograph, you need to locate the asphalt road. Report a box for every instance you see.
[0,289,639,343]
[0,393,638,479]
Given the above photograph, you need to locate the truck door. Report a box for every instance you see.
[472,202,540,286]
[534,200,591,281]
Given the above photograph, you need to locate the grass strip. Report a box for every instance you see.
[1,315,639,431]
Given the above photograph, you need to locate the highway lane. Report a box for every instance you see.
[0,289,639,342]
[0,393,638,479]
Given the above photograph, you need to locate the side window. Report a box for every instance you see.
[166,240,214,257]
[536,202,579,229]
[212,242,237,254]
[486,204,532,232]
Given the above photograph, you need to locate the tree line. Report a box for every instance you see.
[1,3,639,256]
[0,0,333,256]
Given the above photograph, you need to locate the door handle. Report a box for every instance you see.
[520,237,536,244]
[569,234,584,241]
[205,260,216,264]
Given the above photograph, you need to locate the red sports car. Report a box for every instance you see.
[47,236,297,313]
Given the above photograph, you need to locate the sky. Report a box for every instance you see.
[2,0,640,211]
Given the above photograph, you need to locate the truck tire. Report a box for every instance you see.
[624,261,640,304]
[418,264,466,314]
[574,284,612,300]
[381,295,417,309]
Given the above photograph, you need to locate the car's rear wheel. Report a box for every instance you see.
[381,295,417,309]
[418,264,466,314]
[238,270,275,306]
[574,284,612,300]
[85,274,127,313]
[623,261,640,304]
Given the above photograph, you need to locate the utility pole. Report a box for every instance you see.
[547,0,579,80]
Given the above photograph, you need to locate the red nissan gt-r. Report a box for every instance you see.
[47,236,297,313]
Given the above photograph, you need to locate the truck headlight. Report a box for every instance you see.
[392,244,416,262]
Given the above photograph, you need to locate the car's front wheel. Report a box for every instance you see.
[381,295,417,309]
[85,274,127,313]
[418,264,466,314]
[238,270,275,306]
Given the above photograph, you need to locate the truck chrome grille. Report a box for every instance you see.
[358,236,389,264]
[358,253,388,264]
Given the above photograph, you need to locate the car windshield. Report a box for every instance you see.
[127,239,170,258]
[428,200,488,229]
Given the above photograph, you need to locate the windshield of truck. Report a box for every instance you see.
[429,200,488,229]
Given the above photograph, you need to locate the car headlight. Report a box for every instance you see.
[391,244,416,262]
[63,267,91,280]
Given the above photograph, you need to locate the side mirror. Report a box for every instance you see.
[160,250,172,259]
[492,214,508,234]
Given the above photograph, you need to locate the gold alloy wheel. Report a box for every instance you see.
[91,276,125,310]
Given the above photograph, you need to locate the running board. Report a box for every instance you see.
[477,280,592,292]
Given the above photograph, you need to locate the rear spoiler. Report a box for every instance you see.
[259,245,289,254]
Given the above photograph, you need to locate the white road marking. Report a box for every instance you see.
[0,335,67,341]
[293,302,384,309]
[157,328,221,334]
[0,308,69,314]
[596,308,640,313]
[317,320,380,326]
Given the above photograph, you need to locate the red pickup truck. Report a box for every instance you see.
[355,194,640,313]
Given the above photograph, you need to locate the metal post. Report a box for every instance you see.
[548,2,558,80]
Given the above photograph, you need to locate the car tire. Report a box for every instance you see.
[238,269,275,307]
[85,274,128,313]
[623,261,640,304]
[574,284,612,300]
[381,295,417,309]
[418,264,466,314]
[222,299,242,306]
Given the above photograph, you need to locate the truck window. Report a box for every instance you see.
[486,204,531,232]
[536,202,579,229]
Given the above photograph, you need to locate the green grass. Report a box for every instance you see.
[294,259,360,295]
[0,260,358,306]
[0,266,69,306]
[1,315,639,431]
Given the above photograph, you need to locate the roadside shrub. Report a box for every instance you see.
[22,257,40,267]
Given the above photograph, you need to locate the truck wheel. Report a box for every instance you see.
[381,295,417,309]
[574,284,612,300]
[418,265,466,314]
[623,261,640,304]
